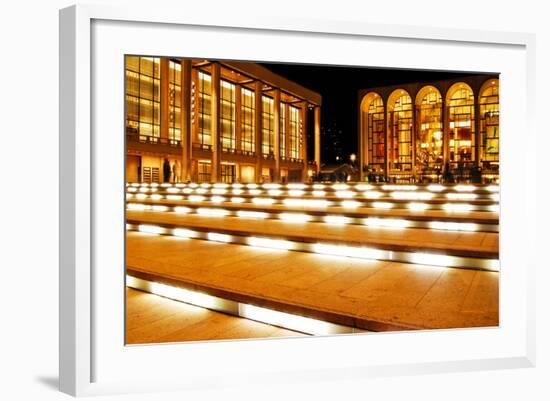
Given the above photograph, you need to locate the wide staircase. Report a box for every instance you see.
[125,182,499,336]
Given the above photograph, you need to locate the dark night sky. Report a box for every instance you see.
[259,62,483,166]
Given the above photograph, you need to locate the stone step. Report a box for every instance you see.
[126,232,499,331]
[127,198,499,232]
[126,210,499,270]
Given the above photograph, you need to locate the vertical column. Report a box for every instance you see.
[383,108,389,180]
[210,63,221,182]
[314,106,321,173]
[181,59,192,181]
[442,97,448,171]
[273,89,281,182]
[160,58,170,142]
[359,109,364,181]
[301,103,309,181]
[474,95,481,167]
[254,81,263,182]
[235,85,242,152]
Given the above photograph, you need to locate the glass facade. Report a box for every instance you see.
[280,103,287,158]
[262,96,274,156]
[198,71,212,147]
[448,85,475,165]
[241,88,255,153]
[197,161,211,183]
[289,106,301,160]
[169,60,181,144]
[388,93,413,172]
[220,80,236,151]
[125,56,161,141]
[367,96,385,170]
[480,81,499,164]
[416,89,443,171]
[221,164,236,183]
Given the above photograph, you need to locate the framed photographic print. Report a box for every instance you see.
[59,3,536,397]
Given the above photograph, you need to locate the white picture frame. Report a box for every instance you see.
[59,3,536,397]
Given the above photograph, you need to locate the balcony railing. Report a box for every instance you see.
[192,142,212,152]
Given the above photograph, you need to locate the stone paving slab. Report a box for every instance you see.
[126,232,499,331]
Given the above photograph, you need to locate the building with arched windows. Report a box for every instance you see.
[358,75,499,183]
[126,56,322,184]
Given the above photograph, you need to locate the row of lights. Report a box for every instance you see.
[127,223,499,271]
[127,202,496,232]
[128,182,500,193]
[127,186,499,202]
[126,192,499,213]
[127,275,357,336]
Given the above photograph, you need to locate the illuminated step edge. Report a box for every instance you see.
[126,192,499,212]
[128,182,500,193]
[126,275,360,336]
[126,202,499,233]
[126,223,500,271]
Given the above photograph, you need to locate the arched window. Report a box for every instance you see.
[479,79,499,165]
[446,83,475,166]
[415,86,443,173]
[360,93,385,172]
[387,90,413,173]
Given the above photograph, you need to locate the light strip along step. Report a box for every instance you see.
[126,199,499,233]
[127,191,499,212]
[125,220,499,271]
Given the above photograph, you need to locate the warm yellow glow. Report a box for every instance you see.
[487,185,499,192]
[268,189,283,196]
[183,188,194,194]
[313,190,326,197]
[152,205,169,212]
[174,206,191,214]
[427,185,445,192]
[207,233,232,242]
[382,185,417,191]
[247,237,293,250]
[189,183,199,188]
[288,190,305,197]
[280,213,311,223]
[263,183,281,189]
[127,187,137,192]
[446,193,477,200]
[409,253,454,267]
[138,225,165,235]
[364,218,409,229]
[197,208,229,217]
[151,194,163,201]
[196,188,208,194]
[489,205,499,213]
[167,187,180,193]
[213,183,229,189]
[372,202,393,209]
[210,196,226,203]
[408,202,429,211]
[188,195,206,202]
[313,184,325,190]
[324,215,351,225]
[211,188,227,195]
[341,200,361,208]
[363,191,383,199]
[391,191,434,200]
[283,199,330,208]
[490,193,500,201]
[232,183,244,189]
[246,183,259,189]
[127,203,150,211]
[335,190,355,198]
[166,195,184,201]
[231,197,245,203]
[249,189,262,195]
[200,183,212,188]
[172,228,195,238]
[313,243,384,260]
[287,183,306,189]
[355,184,373,191]
[333,184,349,190]
[237,211,268,219]
[429,221,478,231]
[232,189,244,195]
[135,193,147,200]
[454,185,475,192]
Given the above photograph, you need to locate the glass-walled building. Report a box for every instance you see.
[126,57,322,184]
[358,75,499,183]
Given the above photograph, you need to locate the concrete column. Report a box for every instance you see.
[301,103,309,181]
[181,59,192,181]
[273,89,281,182]
[235,85,242,152]
[254,81,263,182]
[210,63,221,182]
[314,106,321,172]
[160,58,170,141]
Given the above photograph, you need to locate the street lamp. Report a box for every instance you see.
[350,153,356,164]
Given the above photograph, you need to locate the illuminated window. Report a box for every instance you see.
[289,106,301,160]
[198,71,212,147]
[198,161,211,183]
[262,96,274,156]
[168,60,181,145]
[366,96,385,170]
[280,103,287,158]
[416,87,443,171]
[447,84,475,165]
[241,88,255,153]
[125,56,160,141]
[480,80,499,163]
[221,164,236,183]
[221,80,236,151]
[388,91,413,172]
